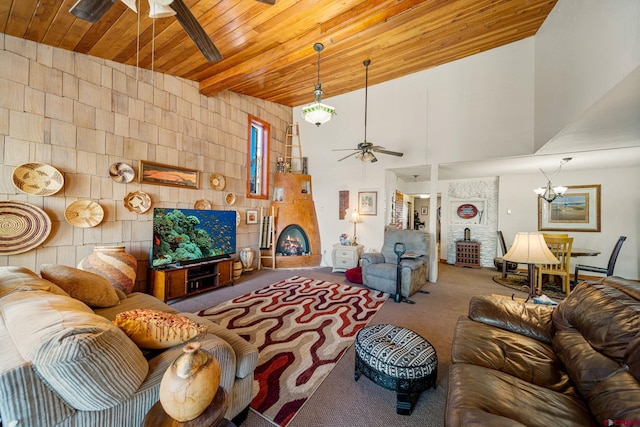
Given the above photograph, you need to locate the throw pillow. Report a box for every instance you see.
[40,264,121,308]
[345,266,363,284]
[113,309,207,350]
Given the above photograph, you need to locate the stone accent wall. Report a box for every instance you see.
[446,177,498,267]
[0,34,292,291]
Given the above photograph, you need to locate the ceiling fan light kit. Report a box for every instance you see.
[302,43,336,126]
[333,59,403,162]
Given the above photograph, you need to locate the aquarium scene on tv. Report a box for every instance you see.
[152,208,236,268]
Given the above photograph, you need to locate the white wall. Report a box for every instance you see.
[295,1,640,280]
[296,38,535,266]
[534,0,640,150]
[498,166,639,279]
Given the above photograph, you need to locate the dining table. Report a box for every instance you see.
[570,247,601,257]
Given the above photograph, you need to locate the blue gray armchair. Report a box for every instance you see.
[361,229,429,298]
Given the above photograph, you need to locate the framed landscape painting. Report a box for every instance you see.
[538,184,601,232]
[358,191,377,216]
[139,160,199,189]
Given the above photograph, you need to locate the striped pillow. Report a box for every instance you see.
[1,290,148,410]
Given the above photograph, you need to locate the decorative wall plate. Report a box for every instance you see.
[225,192,236,206]
[194,199,212,210]
[109,162,135,183]
[210,173,226,191]
[123,191,151,214]
[457,203,478,219]
[12,162,64,196]
[65,200,104,228]
[0,201,52,255]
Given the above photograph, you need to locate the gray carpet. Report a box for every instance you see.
[170,263,529,427]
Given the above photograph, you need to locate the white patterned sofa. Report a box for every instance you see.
[0,266,258,427]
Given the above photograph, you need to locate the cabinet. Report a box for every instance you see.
[455,241,481,269]
[149,258,234,302]
[332,244,364,272]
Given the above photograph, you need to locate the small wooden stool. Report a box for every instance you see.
[354,324,437,415]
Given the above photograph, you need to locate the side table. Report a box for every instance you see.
[332,243,364,272]
[455,241,481,269]
[144,387,234,427]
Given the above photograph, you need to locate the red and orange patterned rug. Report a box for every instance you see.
[198,276,387,426]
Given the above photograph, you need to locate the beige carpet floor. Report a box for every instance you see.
[171,263,530,427]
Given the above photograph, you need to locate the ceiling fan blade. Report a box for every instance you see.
[69,0,116,23]
[337,152,359,162]
[255,0,276,4]
[169,0,223,62]
[332,148,358,152]
[372,147,404,157]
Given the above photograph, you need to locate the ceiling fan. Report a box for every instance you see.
[69,0,275,62]
[334,59,404,163]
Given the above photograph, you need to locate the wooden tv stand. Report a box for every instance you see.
[149,258,234,302]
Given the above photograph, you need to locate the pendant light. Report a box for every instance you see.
[533,157,572,203]
[302,43,336,127]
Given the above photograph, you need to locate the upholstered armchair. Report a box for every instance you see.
[361,229,429,298]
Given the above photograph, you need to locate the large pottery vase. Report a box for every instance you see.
[240,247,255,272]
[78,246,137,294]
[159,342,221,422]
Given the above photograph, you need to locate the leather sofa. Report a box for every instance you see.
[361,229,429,298]
[446,276,640,426]
[0,266,258,427]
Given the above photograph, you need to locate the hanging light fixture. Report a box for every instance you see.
[533,157,572,203]
[302,43,336,127]
[148,0,176,18]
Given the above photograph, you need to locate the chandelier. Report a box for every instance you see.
[301,43,336,127]
[533,157,572,202]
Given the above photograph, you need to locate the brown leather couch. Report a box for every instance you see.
[446,276,640,426]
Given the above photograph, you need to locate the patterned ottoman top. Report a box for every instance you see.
[356,323,437,379]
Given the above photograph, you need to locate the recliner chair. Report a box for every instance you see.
[361,229,429,298]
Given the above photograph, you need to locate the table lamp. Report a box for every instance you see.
[349,209,360,245]
[503,232,559,299]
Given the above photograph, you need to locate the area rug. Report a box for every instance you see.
[198,276,387,427]
[493,274,565,300]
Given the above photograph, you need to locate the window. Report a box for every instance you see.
[247,115,270,199]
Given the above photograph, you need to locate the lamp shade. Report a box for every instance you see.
[349,210,360,224]
[503,232,559,265]
[148,0,176,18]
[302,102,336,126]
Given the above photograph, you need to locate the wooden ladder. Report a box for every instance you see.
[258,206,276,270]
[284,123,304,174]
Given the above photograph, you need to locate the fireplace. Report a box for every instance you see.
[260,173,322,269]
[277,225,310,256]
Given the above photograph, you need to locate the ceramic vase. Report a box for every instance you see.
[77,246,137,294]
[240,247,254,272]
[159,342,221,422]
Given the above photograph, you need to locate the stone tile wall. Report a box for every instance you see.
[0,34,292,291]
[446,177,499,268]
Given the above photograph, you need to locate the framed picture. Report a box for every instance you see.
[358,191,377,216]
[339,190,349,219]
[138,160,199,189]
[273,187,284,202]
[538,184,601,232]
[246,209,258,224]
[420,206,428,215]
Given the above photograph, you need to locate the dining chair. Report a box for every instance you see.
[542,233,568,241]
[536,236,573,297]
[493,231,518,278]
[573,236,627,285]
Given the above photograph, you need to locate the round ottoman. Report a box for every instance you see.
[354,323,437,415]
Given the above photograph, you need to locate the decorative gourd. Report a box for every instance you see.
[159,342,221,422]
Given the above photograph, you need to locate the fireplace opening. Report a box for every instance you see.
[277,225,310,256]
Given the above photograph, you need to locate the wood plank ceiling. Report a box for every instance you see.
[0,0,557,107]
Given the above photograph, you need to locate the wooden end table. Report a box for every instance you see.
[144,387,234,427]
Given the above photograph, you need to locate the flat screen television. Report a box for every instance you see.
[152,208,236,268]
